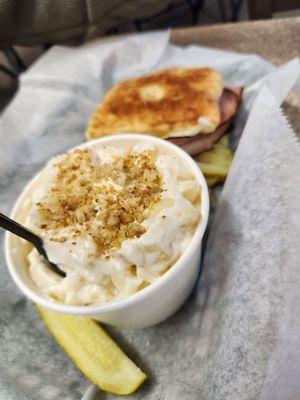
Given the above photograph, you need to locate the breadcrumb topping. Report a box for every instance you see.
[36,148,163,254]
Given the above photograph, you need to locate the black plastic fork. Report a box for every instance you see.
[0,212,66,277]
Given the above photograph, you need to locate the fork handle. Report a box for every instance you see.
[0,212,42,248]
[1,211,66,277]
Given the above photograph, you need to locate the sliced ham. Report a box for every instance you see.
[226,86,243,99]
[177,121,232,156]
[219,86,243,125]
[168,86,243,156]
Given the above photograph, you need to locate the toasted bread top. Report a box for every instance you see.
[86,68,223,139]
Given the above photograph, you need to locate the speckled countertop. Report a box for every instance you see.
[171,17,300,137]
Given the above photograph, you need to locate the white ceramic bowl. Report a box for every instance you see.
[5,134,209,329]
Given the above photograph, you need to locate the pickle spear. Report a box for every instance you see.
[37,306,147,395]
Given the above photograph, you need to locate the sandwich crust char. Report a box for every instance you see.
[86,68,223,139]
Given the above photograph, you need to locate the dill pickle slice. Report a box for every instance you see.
[195,135,233,184]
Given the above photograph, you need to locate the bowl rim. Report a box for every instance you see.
[5,134,209,315]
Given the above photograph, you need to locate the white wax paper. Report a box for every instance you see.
[0,31,299,400]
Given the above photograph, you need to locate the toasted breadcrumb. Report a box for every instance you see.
[36,148,163,254]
